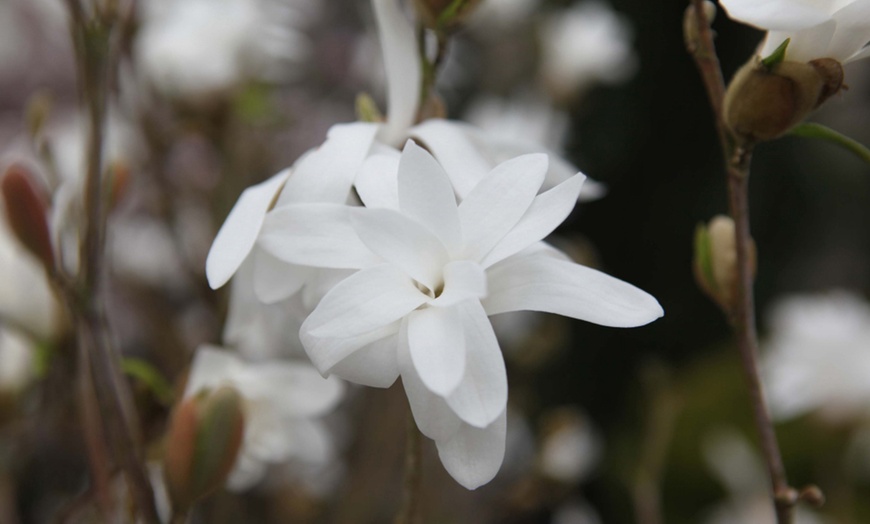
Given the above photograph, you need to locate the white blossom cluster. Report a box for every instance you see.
[197,0,662,489]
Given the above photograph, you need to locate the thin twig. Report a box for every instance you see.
[63,5,161,522]
[395,408,422,524]
[685,2,795,523]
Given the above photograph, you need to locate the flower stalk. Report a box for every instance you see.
[396,409,423,524]
[685,2,798,522]
[62,0,160,521]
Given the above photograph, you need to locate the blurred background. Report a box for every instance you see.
[0,0,869,522]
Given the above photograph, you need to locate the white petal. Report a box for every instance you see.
[327,332,400,388]
[397,140,463,253]
[302,320,401,374]
[351,208,450,291]
[206,170,290,289]
[435,410,506,490]
[409,119,493,198]
[719,0,833,31]
[408,307,466,396]
[466,128,605,201]
[482,250,664,327]
[238,361,344,418]
[373,0,421,146]
[828,1,870,61]
[304,264,427,339]
[430,260,488,307]
[259,203,380,269]
[399,319,463,441]
[277,123,379,205]
[355,153,400,209]
[458,154,547,262]
[279,418,334,464]
[445,301,508,428]
[762,24,836,61]
[252,248,310,304]
[184,345,239,396]
[480,173,586,268]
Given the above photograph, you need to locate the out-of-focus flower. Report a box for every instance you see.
[552,500,603,524]
[719,0,870,63]
[260,141,662,488]
[763,290,870,422]
[135,0,318,100]
[0,327,35,393]
[464,94,606,201]
[702,429,826,524]
[184,346,344,491]
[538,407,601,484]
[539,1,637,102]
[467,0,541,33]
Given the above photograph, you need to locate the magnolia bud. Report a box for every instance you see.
[723,57,844,143]
[413,0,482,30]
[163,386,245,511]
[1,164,54,271]
[693,216,755,314]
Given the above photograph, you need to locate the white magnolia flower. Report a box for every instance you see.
[720,0,870,62]
[539,1,637,100]
[184,346,344,491]
[763,290,870,421]
[258,140,662,488]
[135,0,316,99]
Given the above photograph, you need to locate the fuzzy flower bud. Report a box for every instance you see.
[163,386,245,511]
[693,215,756,314]
[723,56,844,143]
[1,164,54,272]
[413,0,482,30]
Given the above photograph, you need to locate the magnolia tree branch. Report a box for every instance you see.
[396,409,423,524]
[64,5,160,522]
[684,2,795,523]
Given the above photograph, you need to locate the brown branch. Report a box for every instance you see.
[62,6,161,523]
[395,407,422,524]
[684,2,795,523]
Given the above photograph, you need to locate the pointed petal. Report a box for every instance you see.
[408,307,466,396]
[481,173,586,268]
[252,248,310,304]
[482,250,664,327]
[206,170,290,289]
[238,361,344,417]
[327,332,400,388]
[397,140,462,253]
[351,208,450,291]
[304,264,427,339]
[458,154,547,262]
[355,153,400,209]
[373,0,421,145]
[445,301,508,428]
[719,0,832,31]
[259,203,380,269]
[435,410,506,490]
[430,260,487,307]
[399,319,463,441]
[409,119,492,198]
[277,123,379,205]
[302,320,401,374]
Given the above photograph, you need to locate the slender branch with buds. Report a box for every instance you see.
[684,2,797,523]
